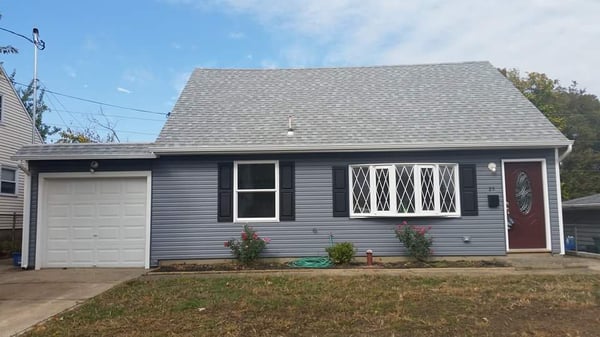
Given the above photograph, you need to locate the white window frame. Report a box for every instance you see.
[0,165,18,196]
[233,160,279,222]
[349,163,461,218]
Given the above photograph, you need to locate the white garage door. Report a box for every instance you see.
[41,176,148,268]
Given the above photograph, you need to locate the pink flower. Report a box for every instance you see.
[241,232,248,241]
[401,221,408,226]
[263,237,271,244]
[224,241,230,248]
[252,233,258,240]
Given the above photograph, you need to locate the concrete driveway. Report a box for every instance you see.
[0,260,145,337]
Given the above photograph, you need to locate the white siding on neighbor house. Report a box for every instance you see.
[0,67,42,228]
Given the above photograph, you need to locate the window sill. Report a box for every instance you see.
[350,213,461,218]
[0,193,18,198]
[235,218,279,223]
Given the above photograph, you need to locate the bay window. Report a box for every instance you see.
[350,163,460,217]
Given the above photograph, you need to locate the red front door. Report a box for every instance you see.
[505,162,547,250]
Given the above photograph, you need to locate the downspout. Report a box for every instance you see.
[559,143,573,162]
[555,142,572,255]
[19,161,31,269]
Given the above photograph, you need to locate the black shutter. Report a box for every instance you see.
[332,166,349,217]
[459,164,478,216]
[218,162,233,222]
[279,161,295,221]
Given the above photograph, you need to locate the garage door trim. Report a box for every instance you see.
[35,171,152,269]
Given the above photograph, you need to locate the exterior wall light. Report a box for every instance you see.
[487,162,497,174]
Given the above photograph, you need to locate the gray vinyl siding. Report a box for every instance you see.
[150,149,562,265]
[25,149,563,268]
[26,159,153,268]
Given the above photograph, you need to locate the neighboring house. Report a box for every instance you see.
[563,194,600,253]
[0,64,42,239]
[13,61,573,269]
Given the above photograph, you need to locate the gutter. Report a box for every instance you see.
[150,141,573,156]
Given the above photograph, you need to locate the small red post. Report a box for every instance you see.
[366,249,373,266]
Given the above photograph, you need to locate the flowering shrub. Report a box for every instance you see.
[224,225,271,265]
[395,221,433,261]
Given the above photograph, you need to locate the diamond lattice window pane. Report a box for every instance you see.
[352,167,371,214]
[396,165,415,213]
[421,167,435,211]
[375,168,390,211]
[439,165,457,213]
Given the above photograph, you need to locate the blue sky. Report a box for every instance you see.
[2,0,599,142]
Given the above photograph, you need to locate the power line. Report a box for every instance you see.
[51,123,157,136]
[51,108,166,122]
[12,81,168,116]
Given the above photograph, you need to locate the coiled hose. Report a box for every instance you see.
[288,233,335,268]
[288,256,333,268]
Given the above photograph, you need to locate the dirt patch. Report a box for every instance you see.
[155,259,509,272]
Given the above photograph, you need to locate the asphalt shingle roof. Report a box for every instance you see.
[153,61,570,154]
[563,194,600,209]
[12,143,155,160]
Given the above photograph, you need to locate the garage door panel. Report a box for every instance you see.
[42,176,148,268]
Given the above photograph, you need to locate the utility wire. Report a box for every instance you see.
[51,108,165,122]
[50,123,157,136]
[12,81,168,116]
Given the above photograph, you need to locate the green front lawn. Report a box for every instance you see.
[25,273,600,337]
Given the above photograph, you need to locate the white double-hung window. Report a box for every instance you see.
[234,161,279,222]
[350,163,460,217]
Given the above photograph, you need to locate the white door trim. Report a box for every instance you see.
[554,148,565,255]
[35,171,152,270]
[501,159,551,252]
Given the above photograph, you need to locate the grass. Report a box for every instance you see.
[24,273,600,337]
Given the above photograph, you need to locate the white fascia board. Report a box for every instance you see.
[11,153,157,161]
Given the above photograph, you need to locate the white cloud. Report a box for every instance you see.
[117,87,132,94]
[260,59,278,69]
[123,67,155,83]
[209,0,600,95]
[228,32,245,39]
[63,65,77,78]
[171,42,183,49]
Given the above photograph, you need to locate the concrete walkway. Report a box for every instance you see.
[0,260,145,337]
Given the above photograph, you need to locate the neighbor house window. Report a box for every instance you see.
[350,163,460,217]
[0,167,17,195]
[0,95,3,123]
[234,161,279,222]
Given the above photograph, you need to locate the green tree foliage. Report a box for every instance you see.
[56,127,116,143]
[8,72,59,141]
[501,68,600,199]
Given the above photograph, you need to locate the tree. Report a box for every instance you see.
[8,72,60,141]
[56,127,112,143]
[501,68,600,199]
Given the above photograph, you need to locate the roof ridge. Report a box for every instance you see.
[193,61,491,72]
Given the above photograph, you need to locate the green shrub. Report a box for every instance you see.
[395,221,433,261]
[326,242,355,265]
[224,225,271,265]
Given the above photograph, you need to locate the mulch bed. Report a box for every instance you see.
[155,259,509,272]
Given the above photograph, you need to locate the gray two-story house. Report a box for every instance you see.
[14,61,572,269]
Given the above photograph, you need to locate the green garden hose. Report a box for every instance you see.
[288,233,335,268]
[288,256,333,268]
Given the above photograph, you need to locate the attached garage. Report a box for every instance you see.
[35,172,151,269]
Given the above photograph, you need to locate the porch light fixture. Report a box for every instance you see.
[287,115,294,136]
[90,160,99,173]
[487,162,497,174]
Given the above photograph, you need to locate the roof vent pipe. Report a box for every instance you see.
[287,115,294,137]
